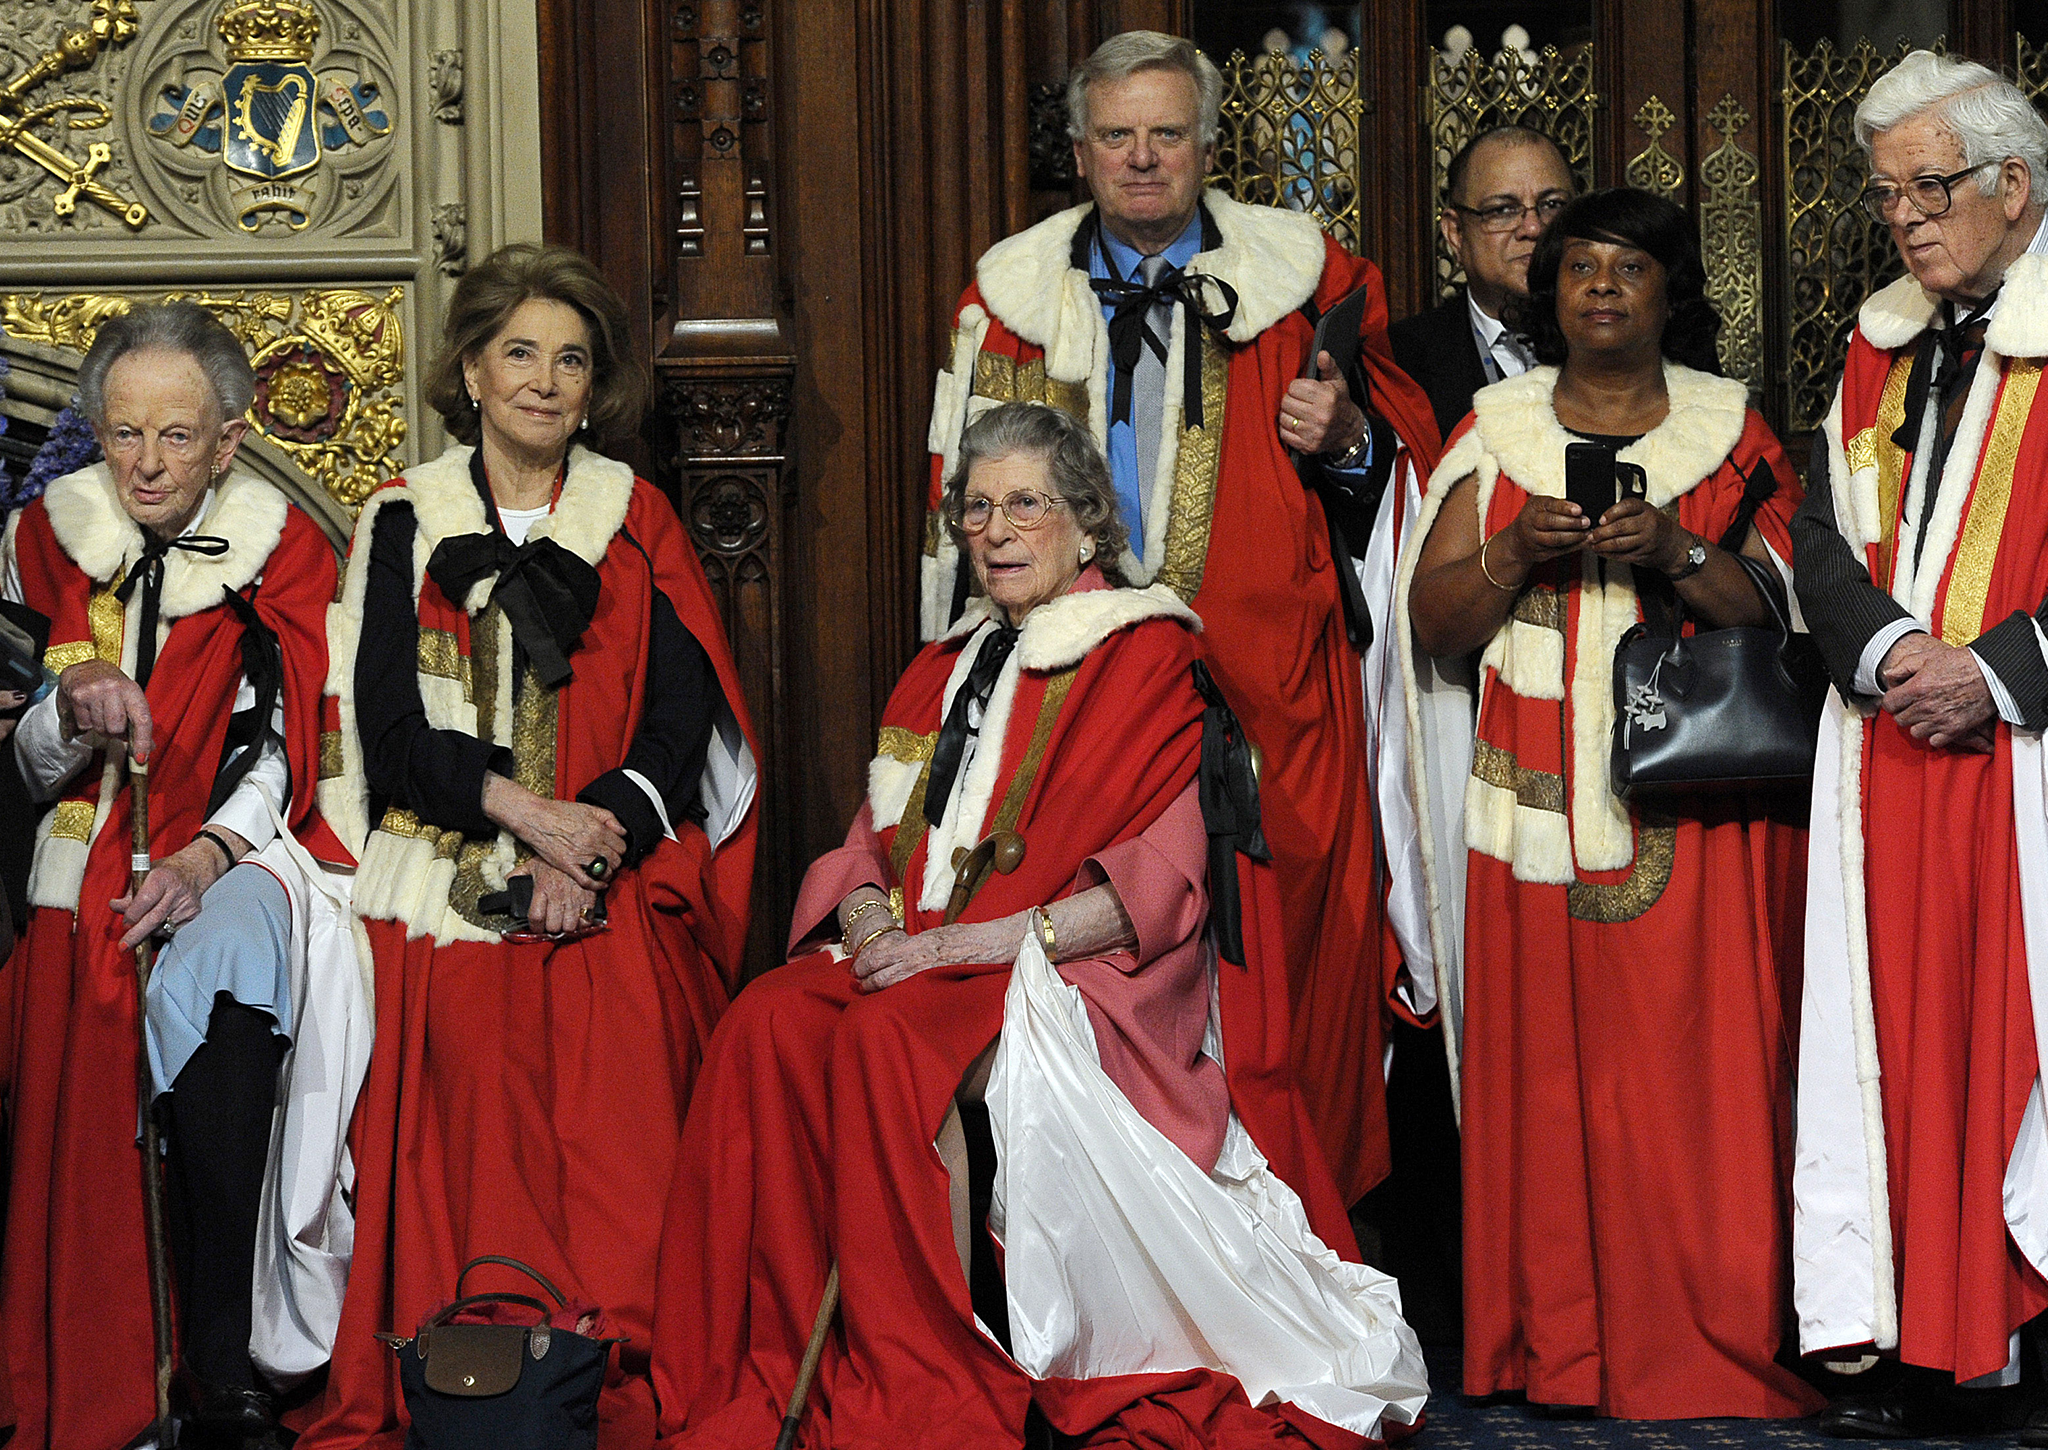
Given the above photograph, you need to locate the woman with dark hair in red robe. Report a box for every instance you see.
[301,245,758,1450]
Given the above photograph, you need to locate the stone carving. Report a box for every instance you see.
[129,0,398,237]
[431,200,465,275]
[429,47,461,124]
[0,0,149,231]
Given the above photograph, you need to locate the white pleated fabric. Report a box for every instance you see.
[247,808,375,1383]
[987,919,1431,1440]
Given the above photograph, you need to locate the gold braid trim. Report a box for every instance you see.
[44,641,97,673]
[89,572,126,665]
[416,626,473,699]
[1153,327,1228,603]
[974,351,1017,402]
[50,800,94,841]
[1870,350,1916,589]
[1940,359,2041,646]
[1470,738,1565,814]
[877,726,936,764]
[1567,821,1678,923]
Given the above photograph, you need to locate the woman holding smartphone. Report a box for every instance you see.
[1399,188,1819,1421]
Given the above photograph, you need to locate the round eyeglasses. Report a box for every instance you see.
[955,489,1069,533]
[1449,195,1571,234]
[1858,161,2000,225]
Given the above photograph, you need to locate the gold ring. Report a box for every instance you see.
[1284,414,1299,429]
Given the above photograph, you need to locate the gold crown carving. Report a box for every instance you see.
[215,0,320,63]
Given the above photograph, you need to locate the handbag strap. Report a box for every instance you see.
[424,1291,554,1331]
[1636,456,1786,641]
[456,1255,569,1308]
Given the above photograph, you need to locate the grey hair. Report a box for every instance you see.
[1855,50,2048,200]
[75,300,256,428]
[943,401,1131,584]
[1065,31,1223,148]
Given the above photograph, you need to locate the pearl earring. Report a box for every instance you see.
[579,416,590,431]
[1080,545,1093,564]
[469,393,479,409]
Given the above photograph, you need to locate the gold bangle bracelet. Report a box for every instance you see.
[1477,533,1519,592]
[1039,910,1057,959]
[851,923,896,959]
[844,898,891,934]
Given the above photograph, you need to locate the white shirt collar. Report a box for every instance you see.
[1466,289,1509,347]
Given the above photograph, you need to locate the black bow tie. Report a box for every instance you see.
[112,531,231,687]
[1089,251,1238,432]
[923,624,1019,828]
[425,532,601,689]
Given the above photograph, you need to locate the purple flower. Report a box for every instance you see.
[9,403,101,512]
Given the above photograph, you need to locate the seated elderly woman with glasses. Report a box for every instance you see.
[649,400,1426,1450]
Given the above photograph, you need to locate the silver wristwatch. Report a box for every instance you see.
[1669,538,1708,581]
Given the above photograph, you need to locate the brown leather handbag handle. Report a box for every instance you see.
[455,1255,569,1307]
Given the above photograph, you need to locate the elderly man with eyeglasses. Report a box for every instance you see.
[1391,125,1575,443]
[1791,49,2048,1442]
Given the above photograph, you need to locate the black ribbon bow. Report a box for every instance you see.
[1192,660,1269,967]
[924,624,1019,828]
[1089,258,1239,433]
[425,533,602,690]
[112,531,231,687]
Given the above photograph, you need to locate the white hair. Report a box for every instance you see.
[1065,31,1223,148]
[1855,49,2048,198]
[75,300,255,428]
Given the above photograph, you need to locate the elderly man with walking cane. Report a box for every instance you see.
[0,302,360,1450]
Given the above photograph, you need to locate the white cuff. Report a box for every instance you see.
[622,767,676,842]
[13,689,90,801]
[1966,647,2026,727]
[1855,618,1927,697]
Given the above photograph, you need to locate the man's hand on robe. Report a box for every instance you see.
[1278,350,1367,458]
[1879,631,1997,750]
[56,659,153,761]
[510,860,600,937]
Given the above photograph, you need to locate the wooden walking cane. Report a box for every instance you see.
[771,830,1028,1450]
[128,754,178,1448]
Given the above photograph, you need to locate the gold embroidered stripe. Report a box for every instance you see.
[51,800,94,841]
[1015,356,1048,403]
[974,351,1017,401]
[378,806,428,838]
[1153,327,1228,603]
[1512,585,1567,632]
[1940,360,2042,647]
[877,726,937,764]
[89,577,125,665]
[1872,350,1916,588]
[1471,739,1565,814]
[889,766,934,887]
[417,627,471,696]
[319,729,345,781]
[43,641,96,674]
[1046,377,1089,425]
[1568,823,1677,922]
[990,666,1078,837]
[923,510,943,560]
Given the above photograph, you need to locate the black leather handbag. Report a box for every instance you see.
[1608,471,1829,799]
[378,1256,617,1450]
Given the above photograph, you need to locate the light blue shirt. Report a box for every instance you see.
[1090,213,1204,560]
[1089,211,1373,565]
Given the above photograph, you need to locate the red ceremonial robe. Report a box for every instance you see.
[1399,366,1823,1418]
[299,445,757,1450]
[1795,260,2048,1382]
[652,578,1376,1450]
[0,465,340,1450]
[919,189,1442,1202]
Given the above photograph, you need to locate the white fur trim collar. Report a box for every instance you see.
[41,463,288,618]
[1468,363,1750,509]
[974,189,1328,350]
[939,582,1198,668]
[1858,253,2048,358]
[392,444,635,613]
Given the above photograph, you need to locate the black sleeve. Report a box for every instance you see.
[356,503,511,833]
[1971,612,2048,730]
[1791,430,1913,698]
[575,581,720,867]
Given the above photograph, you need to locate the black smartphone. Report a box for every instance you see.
[1565,440,1617,520]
